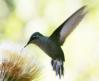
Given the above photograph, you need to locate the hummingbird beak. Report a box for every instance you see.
[24,40,31,48]
[24,44,28,48]
[21,40,31,53]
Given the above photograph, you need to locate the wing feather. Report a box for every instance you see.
[49,6,87,45]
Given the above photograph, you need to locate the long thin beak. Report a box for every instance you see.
[24,44,28,48]
[24,40,31,48]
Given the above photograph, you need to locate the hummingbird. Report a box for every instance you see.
[24,6,87,78]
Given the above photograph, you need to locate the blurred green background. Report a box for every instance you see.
[0,0,99,81]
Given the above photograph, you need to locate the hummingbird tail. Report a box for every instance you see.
[51,59,64,78]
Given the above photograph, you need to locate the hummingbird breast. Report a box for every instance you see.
[34,36,65,61]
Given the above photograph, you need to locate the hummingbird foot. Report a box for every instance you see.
[51,59,64,78]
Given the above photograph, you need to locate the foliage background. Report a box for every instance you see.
[0,0,99,81]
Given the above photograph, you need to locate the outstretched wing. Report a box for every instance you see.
[49,6,87,46]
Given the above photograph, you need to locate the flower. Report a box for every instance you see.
[0,43,42,81]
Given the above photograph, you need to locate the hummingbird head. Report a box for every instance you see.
[24,32,43,48]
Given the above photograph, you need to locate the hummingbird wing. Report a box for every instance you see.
[49,6,87,46]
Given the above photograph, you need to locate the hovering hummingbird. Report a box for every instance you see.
[24,6,87,78]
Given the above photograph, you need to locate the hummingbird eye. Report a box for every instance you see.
[32,35,39,39]
[31,32,41,40]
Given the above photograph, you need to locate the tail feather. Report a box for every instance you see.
[51,59,64,78]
